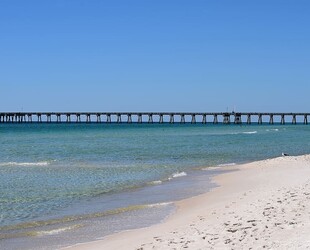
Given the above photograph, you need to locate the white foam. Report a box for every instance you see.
[217,163,237,167]
[169,172,187,180]
[227,131,257,135]
[36,225,78,236]
[242,131,257,134]
[267,128,279,132]
[0,161,50,166]
[201,166,221,170]
[150,180,163,185]
[147,202,173,208]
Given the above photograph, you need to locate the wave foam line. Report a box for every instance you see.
[36,224,82,236]
[146,202,173,208]
[227,131,257,135]
[217,163,237,167]
[0,161,50,167]
[266,129,279,132]
[0,205,149,232]
[242,131,257,134]
[150,180,163,185]
[172,172,187,178]
[168,172,187,180]
[0,225,82,240]
[0,201,175,240]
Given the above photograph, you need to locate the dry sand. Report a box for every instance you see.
[65,155,310,249]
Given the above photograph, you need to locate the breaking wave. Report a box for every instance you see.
[168,172,187,180]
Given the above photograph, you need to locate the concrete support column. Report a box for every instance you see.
[57,114,61,123]
[180,114,185,124]
[138,114,142,123]
[223,114,230,124]
[97,114,101,123]
[258,114,263,124]
[234,114,242,124]
[304,115,308,125]
[169,114,174,124]
[281,114,285,125]
[191,114,196,124]
[127,114,132,123]
[213,115,218,124]
[159,114,163,124]
[148,114,153,123]
[269,115,274,125]
[117,114,121,123]
[86,114,91,123]
[106,114,111,123]
[76,114,81,123]
[202,114,207,124]
[247,115,251,124]
[292,115,296,124]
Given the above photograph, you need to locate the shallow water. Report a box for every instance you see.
[0,123,309,249]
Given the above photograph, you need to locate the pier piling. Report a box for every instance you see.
[281,114,285,125]
[191,114,196,124]
[223,113,230,124]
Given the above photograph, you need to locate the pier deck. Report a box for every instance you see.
[0,112,309,124]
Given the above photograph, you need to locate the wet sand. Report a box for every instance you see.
[65,155,310,249]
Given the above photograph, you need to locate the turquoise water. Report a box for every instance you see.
[0,123,310,248]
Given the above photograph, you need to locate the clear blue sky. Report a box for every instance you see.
[1,0,309,112]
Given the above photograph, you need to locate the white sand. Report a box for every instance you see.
[65,155,310,249]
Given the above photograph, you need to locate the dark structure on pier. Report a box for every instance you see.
[0,112,309,125]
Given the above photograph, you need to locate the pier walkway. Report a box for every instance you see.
[0,112,309,124]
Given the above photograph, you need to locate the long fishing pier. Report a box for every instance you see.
[0,112,309,124]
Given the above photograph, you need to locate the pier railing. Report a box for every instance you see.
[0,112,309,124]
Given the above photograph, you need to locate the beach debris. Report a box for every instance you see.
[224,238,232,244]
[227,228,238,233]
[282,152,289,156]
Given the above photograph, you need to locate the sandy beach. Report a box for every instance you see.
[65,154,310,249]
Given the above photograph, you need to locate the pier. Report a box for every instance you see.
[0,112,309,124]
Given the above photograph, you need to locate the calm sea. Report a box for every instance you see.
[1,123,310,249]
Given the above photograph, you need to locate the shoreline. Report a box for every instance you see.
[65,154,310,249]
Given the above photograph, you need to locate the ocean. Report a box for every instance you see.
[1,123,310,249]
